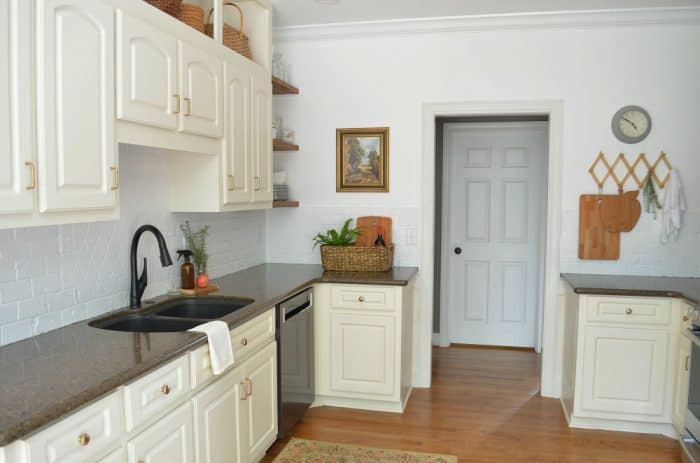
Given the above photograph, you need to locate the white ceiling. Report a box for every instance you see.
[273,0,700,27]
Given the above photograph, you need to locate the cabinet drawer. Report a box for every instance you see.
[329,285,396,311]
[585,296,671,326]
[25,391,123,463]
[191,309,275,388]
[126,402,194,463]
[123,355,190,431]
[229,308,275,362]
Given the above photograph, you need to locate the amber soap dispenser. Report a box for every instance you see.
[177,249,195,290]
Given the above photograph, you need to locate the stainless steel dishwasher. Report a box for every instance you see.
[277,288,314,438]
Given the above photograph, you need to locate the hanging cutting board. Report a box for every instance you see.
[579,195,620,260]
[356,216,393,247]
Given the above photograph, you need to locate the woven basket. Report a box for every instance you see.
[144,0,182,18]
[320,245,394,272]
[179,3,205,33]
[205,3,252,60]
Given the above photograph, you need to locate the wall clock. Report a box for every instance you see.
[611,105,651,144]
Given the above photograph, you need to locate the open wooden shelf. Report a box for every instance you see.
[273,139,299,151]
[272,76,299,95]
[273,200,299,208]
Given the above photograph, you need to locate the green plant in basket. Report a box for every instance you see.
[313,219,360,248]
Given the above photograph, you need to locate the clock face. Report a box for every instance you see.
[612,106,651,143]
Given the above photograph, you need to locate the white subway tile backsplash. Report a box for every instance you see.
[0,148,266,346]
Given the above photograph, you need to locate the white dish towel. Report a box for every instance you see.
[189,321,234,375]
[661,169,686,244]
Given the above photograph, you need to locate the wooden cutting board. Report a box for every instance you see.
[600,190,641,233]
[180,284,220,296]
[356,216,393,247]
[579,195,620,260]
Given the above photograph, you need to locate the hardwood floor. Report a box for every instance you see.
[263,346,682,463]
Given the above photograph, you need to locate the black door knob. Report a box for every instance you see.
[454,247,462,255]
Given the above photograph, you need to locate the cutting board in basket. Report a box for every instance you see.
[579,195,620,260]
[356,216,393,247]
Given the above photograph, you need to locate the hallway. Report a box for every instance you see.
[263,347,681,462]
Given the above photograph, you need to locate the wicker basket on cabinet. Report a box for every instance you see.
[320,245,394,272]
[144,0,182,17]
[179,3,205,32]
[205,2,252,59]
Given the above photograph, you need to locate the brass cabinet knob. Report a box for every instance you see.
[77,433,90,446]
[683,315,690,322]
[625,308,633,315]
[358,296,365,302]
[241,337,248,346]
[161,384,171,395]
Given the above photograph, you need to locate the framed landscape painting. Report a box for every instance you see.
[336,127,389,192]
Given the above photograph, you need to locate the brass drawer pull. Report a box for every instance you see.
[173,94,181,114]
[161,384,171,395]
[25,161,36,190]
[358,296,365,302]
[77,433,90,446]
[228,174,235,191]
[245,378,252,397]
[241,337,248,346]
[184,97,192,116]
[110,166,119,191]
[625,308,632,315]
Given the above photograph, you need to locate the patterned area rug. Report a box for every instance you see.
[273,438,458,463]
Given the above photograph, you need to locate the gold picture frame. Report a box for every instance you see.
[336,127,389,193]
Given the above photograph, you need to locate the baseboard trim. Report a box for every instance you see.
[312,394,405,414]
[568,415,678,439]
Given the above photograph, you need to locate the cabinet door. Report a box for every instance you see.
[329,312,396,397]
[99,448,126,463]
[0,0,33,214]
[242,342,278,461]
[37,0,118,212]
[179,42,223,138]
[116,10,178,130]
[192,367,245,463]
[127,402,194,463]
[251,72,272,203]
[222,62,252,205]
[673,335,692,433]
[580,325,669,417]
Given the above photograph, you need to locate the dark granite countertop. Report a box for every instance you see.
[0,263,417,446]
[561,273,700,304]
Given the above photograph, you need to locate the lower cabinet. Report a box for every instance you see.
[673,331,692,433]
[99,448,126,463]
[241,342,278,462]
[127,402,194,463]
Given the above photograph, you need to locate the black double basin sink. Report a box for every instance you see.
[90,297,253,333]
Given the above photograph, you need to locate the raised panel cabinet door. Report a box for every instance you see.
[192,367,245,463]
[329,312,396,397]
[673,335,691,433]
[37,0,118,212]
[179,41,223,138]
[251,72,272,203]
[116,10,177,130]
[580,325,669,417]
[242,342,278,461]
[127,402,194,463]
[0,0,33,214]
[222,61,252,205]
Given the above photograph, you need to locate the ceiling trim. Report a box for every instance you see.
[274,7,700,42]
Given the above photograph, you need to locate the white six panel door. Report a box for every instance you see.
[0,0,33,214]
[37,0,118,212]
[116,10,178,130]
[223,60,252,205]
[445,122,548,347]
[251,71,272,203]
[179,41,223,138]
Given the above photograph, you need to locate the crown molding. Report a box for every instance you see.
[273,7,700,42]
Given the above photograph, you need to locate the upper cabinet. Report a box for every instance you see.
[252,70,272,203]
[0,0,33,215]
[179,41,223,138]
[37,0,118,212]
[223,61,253,205]
[116,10,178,131]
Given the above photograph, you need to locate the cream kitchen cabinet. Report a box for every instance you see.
[314,282,415,413]
[251,70,272,203]
[178,41,223,138]
[672,303,693,434]
[99,448,126,463]
[126,402,194,463]
[561,293,691,438]
[0,0,33,215]
[37,0,118,212]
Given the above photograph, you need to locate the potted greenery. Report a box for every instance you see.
[180,220,210,288]
[313,219,393,272]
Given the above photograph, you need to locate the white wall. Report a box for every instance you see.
[0,145,266,346]
[267,18,700,276]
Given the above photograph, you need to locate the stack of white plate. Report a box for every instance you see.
[273,184,289,201]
